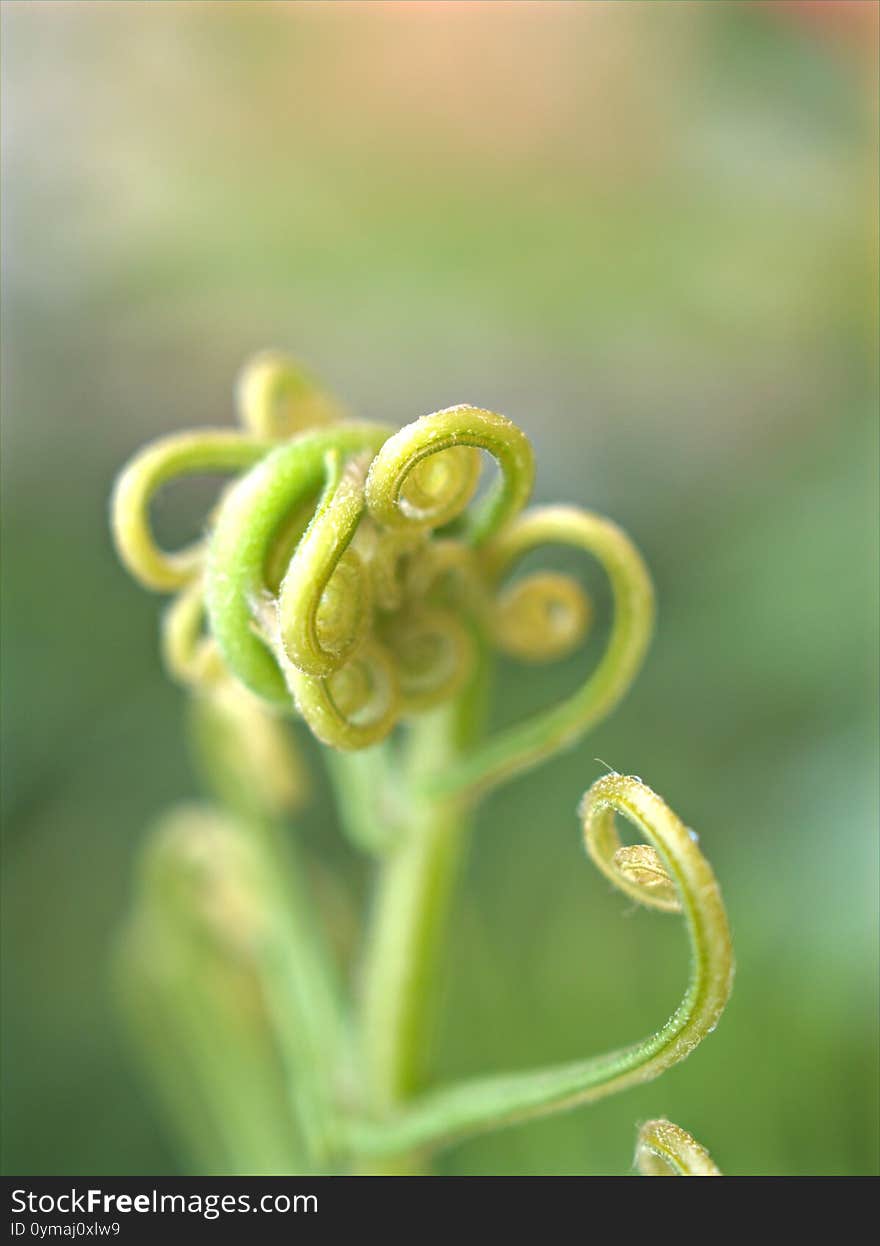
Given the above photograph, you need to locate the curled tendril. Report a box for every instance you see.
[199,406,532,749]
[286,639,401,752]
[365,405,535,544]
[111,431,271,592]
[347,774,733,1159]
[161,577,226,689]
[357,524,430,612]
[204,425,390,705]
[236,351,346,439]
[380,606,476,715]
[404,537,483,611]
[277,451,374,678]
[427,507,654,801]
[492,570,592,663]
[635,1119,722,1176]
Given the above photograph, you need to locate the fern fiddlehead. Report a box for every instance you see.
[111,353,734,1176]
[112,368,646,766]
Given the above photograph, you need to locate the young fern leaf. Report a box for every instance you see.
[635,1119,722,1176]
[347,775,733,1160]
[112,355,733,1175]
[117,804,328,1172]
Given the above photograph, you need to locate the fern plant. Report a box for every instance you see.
[110,352,733,1176]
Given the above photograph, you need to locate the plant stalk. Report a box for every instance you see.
[353,638,490,1173]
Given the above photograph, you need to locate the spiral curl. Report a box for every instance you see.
[112,356,653,758]
[237,351,346,439]
[161,577,226,689]
[203,425,392,708]
[365,405,534,543]
[422,507,654,799]
[379,606,476,715]
[286,639,401,752]
[347,775,733,1159]
[492,571,592,663]
[110,430,271,593]
[278,451,375,678]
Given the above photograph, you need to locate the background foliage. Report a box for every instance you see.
[2,0,877,1175]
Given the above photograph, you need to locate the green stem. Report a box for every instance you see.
[354,638,490,1173]
[353,716,468,1173]
[324,740,403,855]
[361,708,469,1111]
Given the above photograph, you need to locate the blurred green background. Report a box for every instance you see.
[2,0,878,1176]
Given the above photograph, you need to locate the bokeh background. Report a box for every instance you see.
[2,0,878,1176]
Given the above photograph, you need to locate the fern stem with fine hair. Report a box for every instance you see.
[356,639,491,1159]
[359,707,472,1115]
[346,774,733,1160]
[236,350,345,439]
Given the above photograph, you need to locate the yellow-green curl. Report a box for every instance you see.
[347,774,733,1159]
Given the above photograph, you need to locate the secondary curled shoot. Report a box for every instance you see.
[348,775,733,1159]
[117,803,343,1169]
[635,1119,722,1176]
[111,355,653,768]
